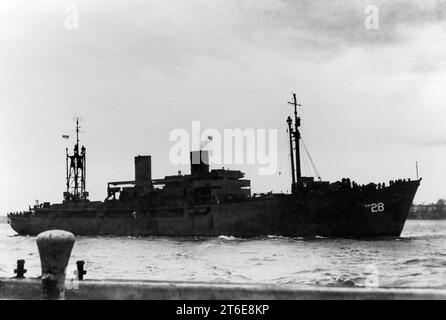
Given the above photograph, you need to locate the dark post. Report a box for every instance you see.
[288,92,302,180]
[66,148,69,196]
[76,260,87,280]
[287,116,296,193]
[14,259,27,279]
[36,230,75,300]
[82,146,86,195]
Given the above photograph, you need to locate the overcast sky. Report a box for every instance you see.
[1,0,446,214]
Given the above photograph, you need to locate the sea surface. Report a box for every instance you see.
[0,220,445,288]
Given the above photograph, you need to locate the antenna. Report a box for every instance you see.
[76,118,80,147]
[288,92,301,120]
[72,117,86,146]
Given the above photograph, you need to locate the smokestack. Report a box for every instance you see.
[190,150,209,176]
[135,155,152,187]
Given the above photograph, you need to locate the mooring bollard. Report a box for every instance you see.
[36,230,75,300]
[13,259,27,279]
[76,260,86,280]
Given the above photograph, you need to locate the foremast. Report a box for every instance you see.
[287,92,302,194]
[64,118,89,201]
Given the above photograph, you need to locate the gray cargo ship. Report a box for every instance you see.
[8,94,420,238]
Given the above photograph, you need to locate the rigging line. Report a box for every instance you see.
[304,150,313,179]
[300,143,306,176]
[304,146,312,178]
[305,153,311,177]
[303,144,317,180]
[301,142,310,177]
[301,137,322,181]
[298,139,308,177]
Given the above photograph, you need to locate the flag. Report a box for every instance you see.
[62,135,69,139]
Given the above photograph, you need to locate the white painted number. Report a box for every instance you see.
[365,203,385,213]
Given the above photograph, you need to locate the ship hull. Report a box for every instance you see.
[8,180,420,238]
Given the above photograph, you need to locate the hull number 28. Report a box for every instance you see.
[365,203,385,213]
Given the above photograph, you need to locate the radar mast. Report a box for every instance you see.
[64,118,88,201]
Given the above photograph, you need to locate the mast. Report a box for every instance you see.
[287,116,296,192]
[288,92,302,181]
[76,118,80,147]
[64,118,88,201]
[66,148,69,193]
[416,161,419,180]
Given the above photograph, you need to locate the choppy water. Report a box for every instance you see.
[0,220,445,288]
